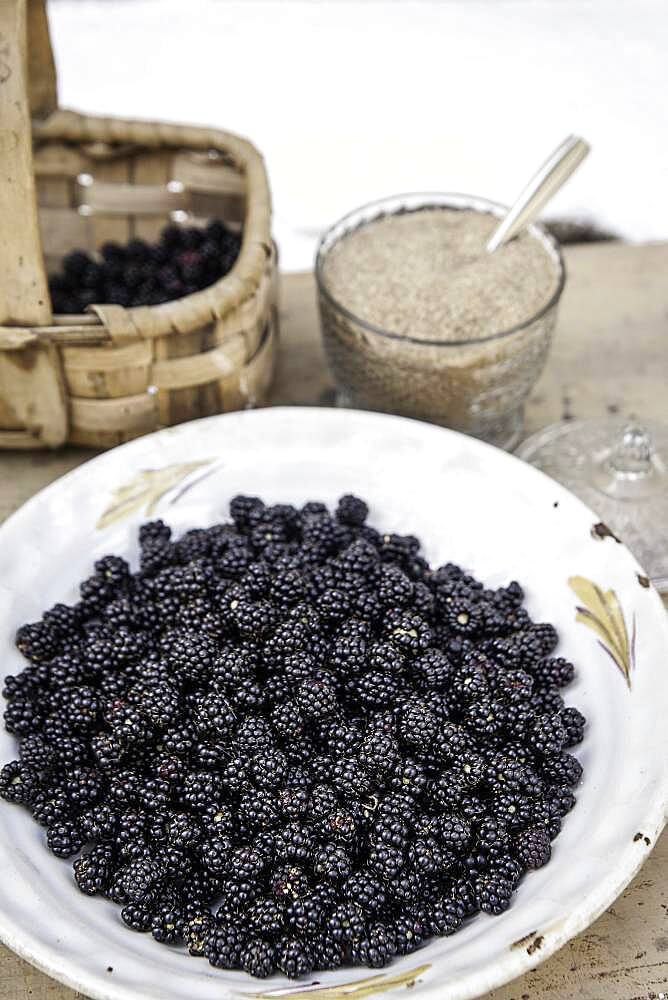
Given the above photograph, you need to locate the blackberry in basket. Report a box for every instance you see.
[48,218,242,314]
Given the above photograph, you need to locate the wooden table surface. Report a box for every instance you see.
[1,241,667,999]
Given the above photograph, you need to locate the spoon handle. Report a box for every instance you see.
[486,135,590,253]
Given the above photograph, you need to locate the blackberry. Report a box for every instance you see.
[407,837,446,876]
[343,871,387,914]
[200,801,234,838]
[528,713,567,755]
[275,935,313,978]
[328,901,366,943]
[532,656,575,689]
[65,766,104,805]
[489,854,523,888]
[373,815,409,851]
[367,641,404,675]
[351,921,396,968]
[235,715,274,755]
[15,620,59,662]
[445,600,484,637]
[19,734,55,771]
[251,748,288,790]
[465,698,505,738]
[239,788,280,831]
[512,624,559,668]
[0,760,40,804]
[560,706,587,746]
[476,816,510,855]
[453,750,486,789]
[229,846,265,881]
[378,792,419,825]
[308,782,339,819]
[246,897,285,937]
[531,685,565,716]
[128,680,180,730]
[31,786,69,827]
[116,857,165,903]
[241,937,275,978]
[319,718,363,756]
[393,913,425,954]
[270,864,310,901]
[219,755,249,797]
[425,895,465,936]
[400,702,438,747]
[206,920,247,968]
[286,896,325,936]
[151,905,184,944]
[385,610,432,656]
[107,704,153,747]
[331,758,372,800]
[42,602,82,638]
[389,758,428,797]
[438,815,471,853]
[414,648,451,690]
[80,803,118,841]
[213,644,257,687]
[279,785,309,819]
[475,873,514,915]
[274,822,314,863]
[312,843,352,882]
[336,494,369,526]
[72,845,115,896]
[46,820,84,858]
[358,731,400,778]
[182,770,224,812]
[491,792,533,831]
[160,628,217,681]
[295,677,338,721]
[515,826,551,869]
[311,932,345,970]
[121,903,154,932]
[540,752,583,787]
[368,843,404,879]
[183,911,216,956]
[450,877,478,916]
[355,670,402,707]
[3,697,43,737]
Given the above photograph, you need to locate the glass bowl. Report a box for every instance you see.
[315,193,565,450]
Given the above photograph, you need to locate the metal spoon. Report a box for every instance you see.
[486,135,590,253]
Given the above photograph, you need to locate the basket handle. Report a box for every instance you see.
[0,0,52,324]
[27,0,57,117]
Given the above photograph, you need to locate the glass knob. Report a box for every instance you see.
[609,424,654,478]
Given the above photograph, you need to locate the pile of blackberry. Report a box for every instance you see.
[48,219,241,314]
[0,495,586,979]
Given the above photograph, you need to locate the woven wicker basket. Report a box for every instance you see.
[0,0,277,449]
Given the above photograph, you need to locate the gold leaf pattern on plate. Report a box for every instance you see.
[243,964,431,1000]
[96,459,213,529]
[569,575,635,688]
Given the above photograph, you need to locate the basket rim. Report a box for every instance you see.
[31,108,273,343]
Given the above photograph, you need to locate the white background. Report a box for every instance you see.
[48,0,668,270]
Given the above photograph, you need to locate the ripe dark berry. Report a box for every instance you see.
[515,826,551,869]
[476,873,515,914]
[275,935,313,979]
[0,760,40,805]
[121,903,154,932]
[560,706,587,746]
[241,937,275,978]
[336,494,369,526]
[47,820,84,858]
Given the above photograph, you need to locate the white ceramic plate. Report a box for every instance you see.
[1,407,667,1000]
